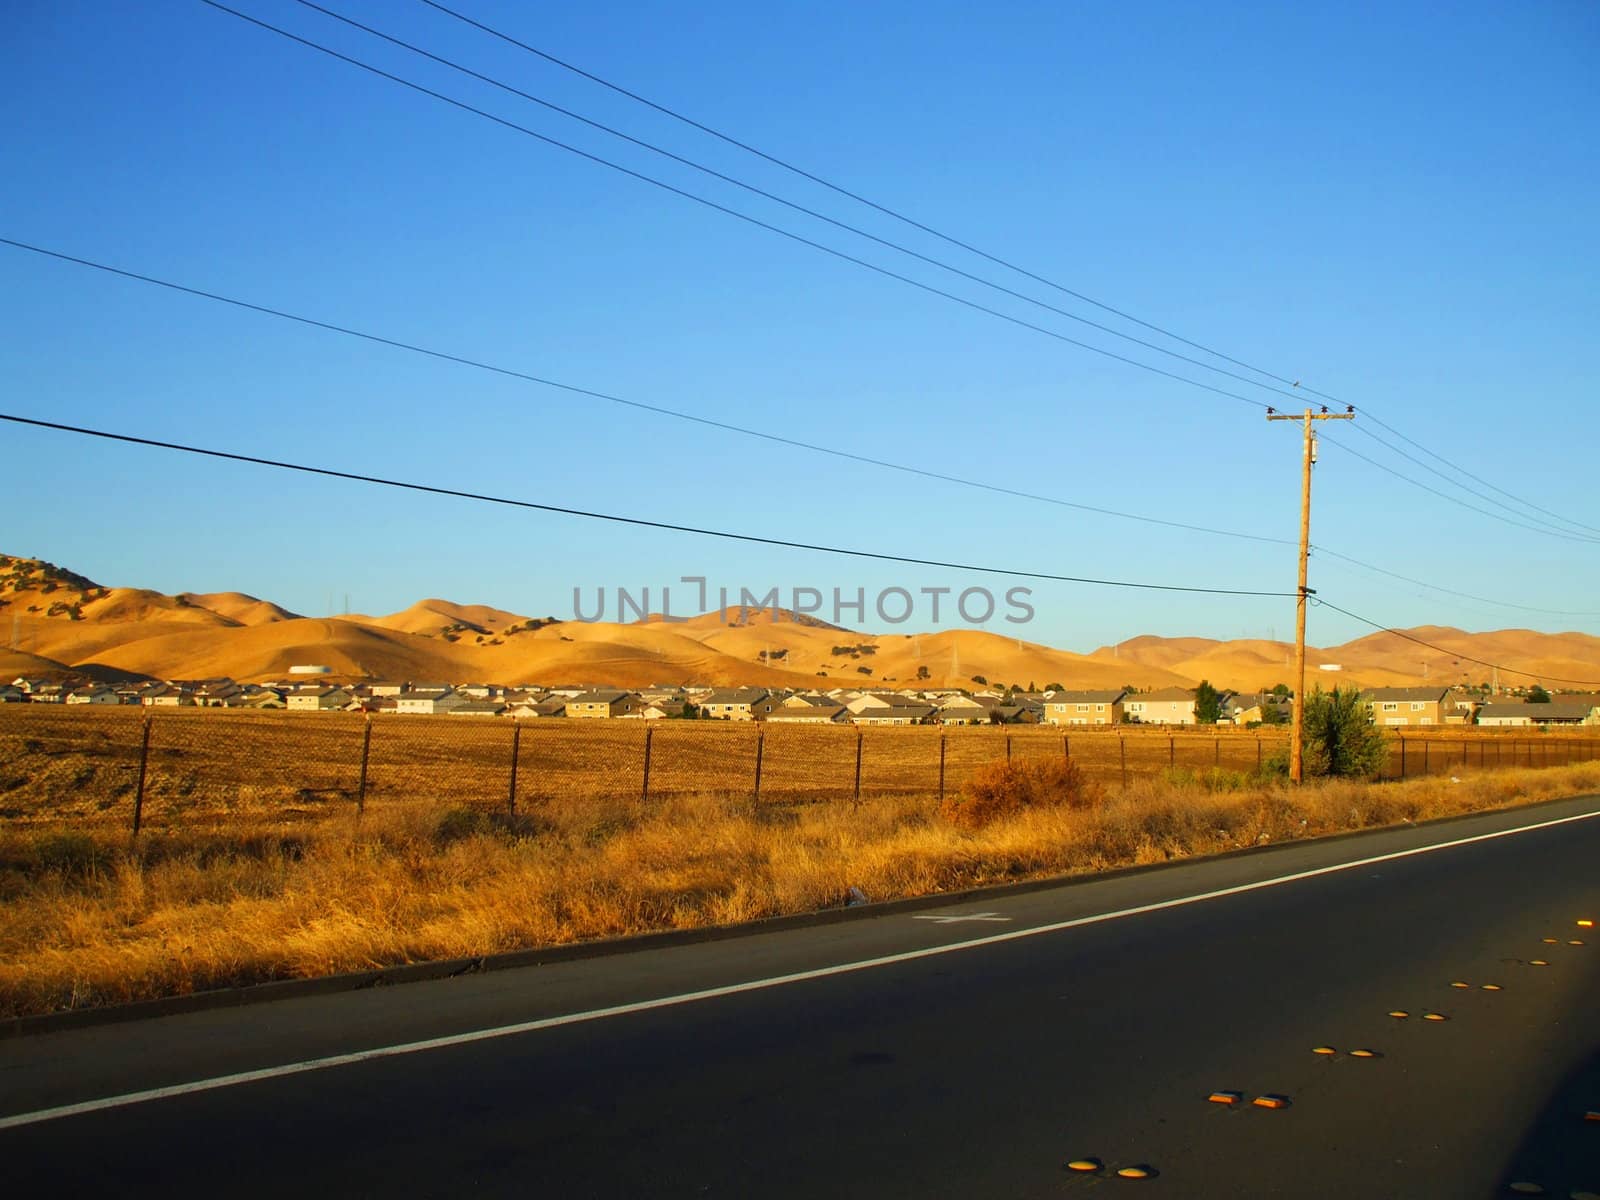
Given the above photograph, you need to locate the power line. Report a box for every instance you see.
[1346,420,1600,542]
[1311,547,1600,619]
[9,235,1587,621]
[418,0,1592,551]
[0,236,1285,549]
[0,411,1298,598]
[284,0,1307,407]
[1357,409,1600,539]
[196,0,1273,412]
[1310,597,1600,687]
[1319,433,1600,545]
[417,0,1304,391]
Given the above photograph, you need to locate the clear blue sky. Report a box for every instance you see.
[4,0,1597,654]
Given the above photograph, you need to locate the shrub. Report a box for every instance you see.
[1302,686,1387,779]
[941,757,1102,830]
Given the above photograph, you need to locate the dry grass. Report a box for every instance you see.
[2,757,1598,1020]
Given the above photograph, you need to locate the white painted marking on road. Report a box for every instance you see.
[4,804,1599,1132]
[912,912,1011,924]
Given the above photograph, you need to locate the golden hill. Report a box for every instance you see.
[6,554,1600,692]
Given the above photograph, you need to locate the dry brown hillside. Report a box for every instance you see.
[7,553,1600,691]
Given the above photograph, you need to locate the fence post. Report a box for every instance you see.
[1006,734,1012,761]
[1256,737,1262,772]
[1169,735,1175,770]
[641,725,653,805]
[753,729,765,801]
[356,715,372,816]
[1214,737,1220,767]
[854,730,864,803]
[1120,736,1128,791]
[938,735,947,803]
[1063,734,1069,761]
[507,721,521,816]
[1399,735,1407,780]
[1423,739,1429,775]
[131,714,152,838]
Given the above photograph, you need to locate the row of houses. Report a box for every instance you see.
[11,676,1596,728]
[1360,687,1600,727]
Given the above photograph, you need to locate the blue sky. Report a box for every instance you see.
[3,0,1597,653]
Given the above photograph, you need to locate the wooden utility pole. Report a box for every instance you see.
[1267,405,1354,783]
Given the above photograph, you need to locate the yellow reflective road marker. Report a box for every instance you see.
[1579,919,1595,928]
[1115,1165,1156,1179]
[1570,939,1585,946]
[1583,1109,1600,1122]
[1348,1049,1379,1058]
[1482,984,1503,991]
[1311,1046,1337,1056]
[1208,1090,1243,1105]
[1065,1158,1103,1173]
[1505,1183,1544,1195]
[1422,1012,1450,1022]
[1530,959,1550,966]
[1252,1094,1292,1110]
[1388,1010,1410,1019]
[1451,981,1470,988]
[1543,938,1560,944]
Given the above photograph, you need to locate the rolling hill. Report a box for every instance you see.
[4,554,1599,693]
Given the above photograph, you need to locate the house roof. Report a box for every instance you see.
[699,688,769,705]
[571,690,633,705]
[1047,690,1126,705]
[1477,702,1535,720]
[1135,687,1195,703]
[1362,687,1450,703]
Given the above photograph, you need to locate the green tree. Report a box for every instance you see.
[970,675,987,686]
[1271,683,1291,698]
[915,665,930,681]
[1193,679,1223,725]
[1045,681,1065,692]
[1527,684,1551,703]
[1301,686,1386,778]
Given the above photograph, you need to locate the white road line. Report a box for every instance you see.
[3,804,1597,1132]
[913,912,1011,924]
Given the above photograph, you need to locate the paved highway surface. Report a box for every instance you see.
[4,797,1600,1197]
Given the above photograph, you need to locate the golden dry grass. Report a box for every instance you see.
[2,752,1598,1020]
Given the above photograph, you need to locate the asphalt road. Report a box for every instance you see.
[4,797,1600,1198]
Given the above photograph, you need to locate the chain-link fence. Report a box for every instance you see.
[2,707,1597,835]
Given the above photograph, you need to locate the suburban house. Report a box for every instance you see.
[566,689,639,719]
[851,703,935,726]
[448,699,507,717]
[395,686,464,715]
[697,688,769,720]
[936,695,993,726]
[1362,687,1450,727]
[1042,690,1125,726]
[508,698,567,719]
[764,703,846,724]
[1442,689,1480,725]
[285,686,353,712]
[1222,692,1291,726]
[141,685,192,707]
[190,680,242,707]
[64,685,120,705]
[1123,686,1197,725]
[1525,700,1597,726]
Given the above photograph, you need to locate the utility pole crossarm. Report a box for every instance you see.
[1267,406,1355,785]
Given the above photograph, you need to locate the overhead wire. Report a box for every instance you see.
[415,0,1595,545]
[1310,597,1600,687]
[194,0,1272,413]
[0,411,1298,598]
[8,234,1590,621]
[283,0,1308,407]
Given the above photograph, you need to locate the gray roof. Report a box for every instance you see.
[570,690,632,705]
[699,688,769,706]
[1048,690,1126,705]
[1132,687,1195,703]
[1362,687,1450,703]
